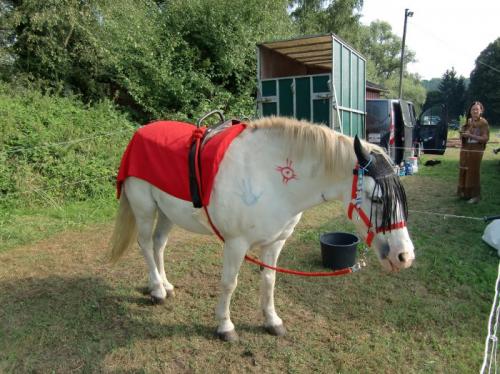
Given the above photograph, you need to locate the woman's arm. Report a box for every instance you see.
[467,120,490,143]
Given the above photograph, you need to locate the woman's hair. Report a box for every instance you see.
[466,101,485,121]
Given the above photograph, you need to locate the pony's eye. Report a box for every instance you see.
[371,196,383,204]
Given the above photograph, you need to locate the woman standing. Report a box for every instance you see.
[457,101,490,203]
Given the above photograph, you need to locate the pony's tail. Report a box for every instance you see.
[109,192,137,263]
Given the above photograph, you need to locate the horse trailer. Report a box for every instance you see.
[256,34,366,138]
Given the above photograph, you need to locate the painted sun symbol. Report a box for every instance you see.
[276,158,298,184]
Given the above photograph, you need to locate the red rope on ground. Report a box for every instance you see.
[202,206,355,276]
[244,255,353,277]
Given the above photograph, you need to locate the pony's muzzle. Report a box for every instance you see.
[396,251,414,269]
[376,239,414,271]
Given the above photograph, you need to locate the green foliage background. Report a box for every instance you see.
[468,38,500,125]
[2,0,294,121]
[2,0,433,119]
[0,81,135,208]
[0,0,498,221]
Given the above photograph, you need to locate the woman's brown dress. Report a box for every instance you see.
[457,117,489,199]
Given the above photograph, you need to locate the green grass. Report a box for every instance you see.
[0,130,499,372]
[0,194,117,252]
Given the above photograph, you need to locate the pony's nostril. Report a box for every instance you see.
[398,253,407,262]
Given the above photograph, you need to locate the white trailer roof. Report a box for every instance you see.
[258,34,364,70]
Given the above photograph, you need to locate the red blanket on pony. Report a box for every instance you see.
[117,120,245,206]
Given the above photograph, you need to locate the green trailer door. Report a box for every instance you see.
[278,79,293,117]
[312,75,330,126]
[260,74,332,128]
[261,80,277,116]
[295,77,311,120]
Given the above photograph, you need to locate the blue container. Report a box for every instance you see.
[399,165,406,176]
[404,161,413,175]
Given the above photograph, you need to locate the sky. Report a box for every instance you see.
[359,0,500,80]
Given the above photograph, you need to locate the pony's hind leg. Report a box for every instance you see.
[153,210,175,298]
[260,239,287,336]
[125,178,167,304]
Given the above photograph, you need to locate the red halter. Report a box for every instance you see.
[347,163,406,246]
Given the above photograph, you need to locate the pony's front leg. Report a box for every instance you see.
[215,238,248,342]
[260,239,286,336]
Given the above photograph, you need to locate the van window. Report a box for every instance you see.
[400,100,415,128]
[366,101,390,131]
[408,103,417,126]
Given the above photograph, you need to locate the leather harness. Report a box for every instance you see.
[188,119,243,208]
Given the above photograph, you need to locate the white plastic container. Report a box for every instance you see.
[408,157,418,173]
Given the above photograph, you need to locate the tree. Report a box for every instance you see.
[4,0,108,95]
[2,0,293,121]
[382,72,426,112]
[468,37,500,125]
[438,68,466,120]
[357,21,413,81]
[0,1,15,78]
[289,0,363,41]
[422,90,443,112]
[319,0,363,43]
[356,20,424,110]
[289,0,326,34]
[421,78,441,92]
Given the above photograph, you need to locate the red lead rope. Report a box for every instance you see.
[244,255,355,276]
[197,151,400,277]
[202,205,358,276]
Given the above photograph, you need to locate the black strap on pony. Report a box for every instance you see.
[188,118,243,208]
[188,127,207,208]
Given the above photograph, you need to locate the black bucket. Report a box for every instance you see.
[320,232,360,270]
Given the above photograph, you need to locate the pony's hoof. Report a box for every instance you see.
[150,295,166,305]
[265,324,286,337]
[216,329,239,342]
[139,287,150,295]
[166,289,176,298]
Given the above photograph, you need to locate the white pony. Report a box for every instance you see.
[110,116,415,342]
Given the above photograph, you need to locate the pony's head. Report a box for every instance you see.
[347,136,415,272]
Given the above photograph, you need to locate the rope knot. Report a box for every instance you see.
[192,127,206,141]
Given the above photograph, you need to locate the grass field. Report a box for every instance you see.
[0,133,499,373]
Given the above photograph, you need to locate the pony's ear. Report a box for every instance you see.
[354,135,371,167]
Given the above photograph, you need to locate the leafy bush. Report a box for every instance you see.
[0,81,136,209]
[2,0,293,122]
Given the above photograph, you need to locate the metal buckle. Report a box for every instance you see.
[350,260,367,272]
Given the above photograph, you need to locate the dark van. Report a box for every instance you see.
[366,99,417,165]
[366,100,448,164]
[414,105,448,155]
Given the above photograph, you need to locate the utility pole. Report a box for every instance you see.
[398,8,413,99]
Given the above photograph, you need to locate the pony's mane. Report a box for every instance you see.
[248,116,389,175]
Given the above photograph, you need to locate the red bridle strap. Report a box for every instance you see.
[348,164,406,246]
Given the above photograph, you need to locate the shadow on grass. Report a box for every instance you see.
[0,275,229,372]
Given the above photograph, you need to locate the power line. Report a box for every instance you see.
[478,60,500,75]
[3,128,133,153]
[0,174,115,201]
[408,209,485,222]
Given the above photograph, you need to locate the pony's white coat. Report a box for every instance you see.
[110,117,415,340]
